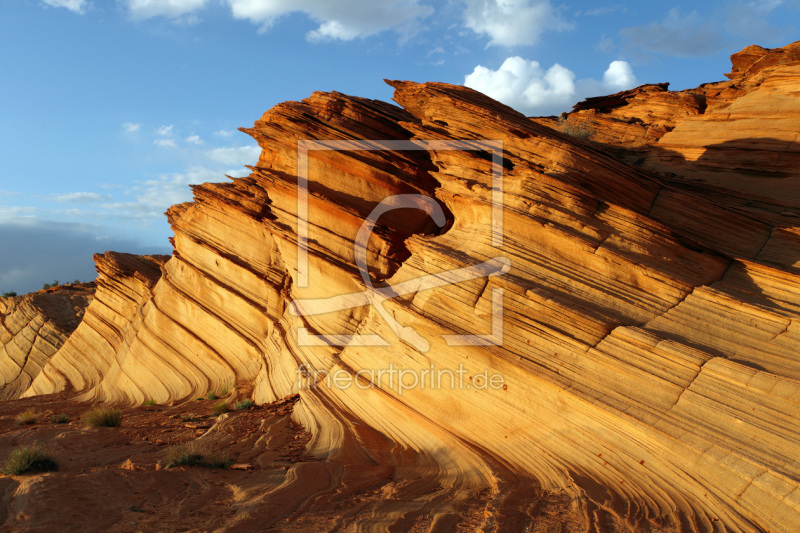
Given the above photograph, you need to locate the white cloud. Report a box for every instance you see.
[462,0,571,47]
[155,124,174,136]
[122,122,141,133]
[125,0,207,20]
[41,0,88,14]
[186,135,203,145]
[213,129,235,137]
[620,8,726,57]
[205,145,261,166]
[105,166,223,220]
[226,0,434,41]
[464,57,638,116]
[50,192,112,203]
[154,138,178,148]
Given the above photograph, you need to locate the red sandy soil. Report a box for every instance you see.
[0,391,312,532]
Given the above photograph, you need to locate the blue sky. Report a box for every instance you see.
[0,0,797,294]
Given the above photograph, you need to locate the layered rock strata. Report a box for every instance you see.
[26,252,168,398]
[0,283,93,399]
[15,43,800,531]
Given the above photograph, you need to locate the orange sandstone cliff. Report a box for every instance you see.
[5,42,800,532]
[0,283,94,399]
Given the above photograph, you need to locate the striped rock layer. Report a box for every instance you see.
[17,42,800,531]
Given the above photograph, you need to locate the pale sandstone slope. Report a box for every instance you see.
[18,42,800,532]
[0,284,93,399]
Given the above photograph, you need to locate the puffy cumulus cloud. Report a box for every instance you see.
[50,192,112,203]
[226,0,433,41]
[464,57,637,116]
[620,8,726,57]
[125,0,207,21]
[205,145,261,166]
[122,122,141,133]
[462,0,571,47]
[185,135,203,145]
[41,0,88,14]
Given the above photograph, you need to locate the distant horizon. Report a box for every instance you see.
[2,0,798,294]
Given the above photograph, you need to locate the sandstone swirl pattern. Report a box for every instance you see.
[0,284,93,399]
[13,42,800,531]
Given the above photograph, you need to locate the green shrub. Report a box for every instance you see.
[51,413,69,424]
[558,119,594,141]
[211,401,230,416]
[1,444,58,475]
[85,406,123,427]
[165,442,231,469]
[143,399,157,406]
[42,280,61,290]
[233,398,254,410]
[15,410,38,426]
[1,291,17,297]
[165,442,204,468]
[205,391,219,401]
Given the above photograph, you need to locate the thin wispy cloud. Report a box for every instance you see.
[155,124,174,136]
[226,0,434,41]
[185,135,203,145]
[50,192,112,203]
[154,138,178,148]
[124,0,207,21]
[41,0,88,14]
[122,122,141,133]
[205,145,261,166]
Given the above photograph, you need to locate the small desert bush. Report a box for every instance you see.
[205,391,219,401]
[233,398,254,410]
[165,442,232,469]
[143,399,157,406]
[211,401,230,416]
[558,116,594,141]
[15,410,38,426]
[51,413,69,424]
[1,444,58,475]
[85,406,123,427]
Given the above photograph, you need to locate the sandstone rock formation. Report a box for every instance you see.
[0,283,93,399]
[11,42,800,531]
[26,252,168,398]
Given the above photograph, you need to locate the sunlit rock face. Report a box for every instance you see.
[19,42,800,531]
[0,283,94,399]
